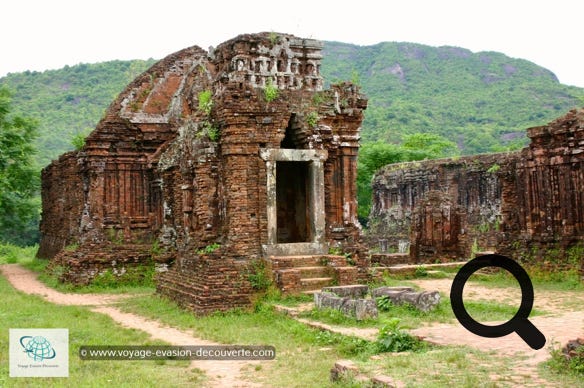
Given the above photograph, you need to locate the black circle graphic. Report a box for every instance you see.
[450,254,546,350]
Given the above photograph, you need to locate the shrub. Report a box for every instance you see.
[546,342,584,376]
[414,265,428,277]
[376,295,393,312]
[306,111,319,128]
[247,259,272,291]
[376,318,423,352]
[71,133,86,150]
[196,243,221,255]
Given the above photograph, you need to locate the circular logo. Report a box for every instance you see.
[20,335,57,361]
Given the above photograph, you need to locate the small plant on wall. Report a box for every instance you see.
[264,78,279,103]
[198,90,213,115]
[247,259,272,291]
[306,111,319,128]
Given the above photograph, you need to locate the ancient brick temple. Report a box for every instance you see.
[369,108,584,273]
[38,33,368,312]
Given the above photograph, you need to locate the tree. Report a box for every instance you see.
[0,86,40,245]
[357,134,458,224]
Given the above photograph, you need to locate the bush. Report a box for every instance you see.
[376,295,393,312]
[197,90,213,115]
[546,343,584,376]
[376,318,423,352]
[247,259,272,291]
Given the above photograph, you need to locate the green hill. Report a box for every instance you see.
[0,59,156,167]
[1,41,583,165]
[322,41,583,153]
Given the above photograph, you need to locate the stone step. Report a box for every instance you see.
[300,277,335,291]
[375,261,467,276]
[298,266,331,278]
[270,254,346,269]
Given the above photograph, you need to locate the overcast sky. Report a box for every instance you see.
[2,0,583,87]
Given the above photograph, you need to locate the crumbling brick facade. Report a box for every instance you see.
[369,108,584,270]
[38,33,368,313]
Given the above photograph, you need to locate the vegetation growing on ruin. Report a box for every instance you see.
[195,242,221,255]
[263,78,279,102]
[305,111,319,128]
[246,258,272,291]
[197,89,213,115]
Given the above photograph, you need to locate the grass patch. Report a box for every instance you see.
[0,243,38,265]
[35,272,155,295]
[447,264,583,292]
[0,274,202,387]
[300,296,539,330]
[17,257,155,295]
[258,286,314,307]
[539,343,584,386]
[543,342,584,376]
[118,293,382,386]
[357,346,524,387]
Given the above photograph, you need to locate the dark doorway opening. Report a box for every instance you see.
[276,161,312,243]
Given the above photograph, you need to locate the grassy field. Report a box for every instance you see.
[0,273,203,387]
[1,244,582,387]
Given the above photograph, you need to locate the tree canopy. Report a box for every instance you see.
[0,86,40,245]
[357,134,459,223]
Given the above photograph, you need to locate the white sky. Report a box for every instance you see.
[2,0,583,87]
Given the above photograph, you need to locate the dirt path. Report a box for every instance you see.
[278,278,583,386]
[0,264,130,305]
[409,277,584,315]
[0,264,261,388]
[408,277,584,387]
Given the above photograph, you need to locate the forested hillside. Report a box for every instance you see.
[322,41,583,153]
[0,59,156,167]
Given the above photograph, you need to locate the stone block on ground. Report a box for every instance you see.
[330,360,359,382]
[322,284,369,298]
[372,287,440,312]
[314,291,378,320]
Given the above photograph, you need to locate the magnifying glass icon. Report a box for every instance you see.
[450,254,546,350]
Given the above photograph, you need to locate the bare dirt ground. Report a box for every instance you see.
[408,277,584,387]
[0,264,261,388]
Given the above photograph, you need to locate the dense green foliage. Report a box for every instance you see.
[357,134,458,221]
[0,87,39,245]
[322,41,583,154]
[0,59,155,167]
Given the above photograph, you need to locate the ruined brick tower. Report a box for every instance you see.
[38,33,368,313]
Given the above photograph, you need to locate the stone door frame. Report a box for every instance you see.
[260,148,328,256]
